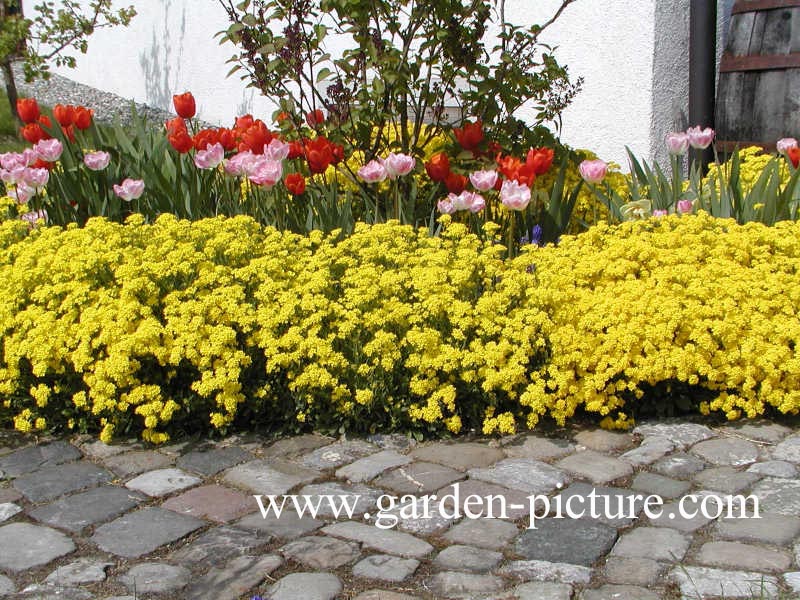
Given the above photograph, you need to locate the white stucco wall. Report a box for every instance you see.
[23,0,713,166]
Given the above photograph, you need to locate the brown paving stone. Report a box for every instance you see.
[375,461,465,494]
[102,450,173,478]
[262,434,335,459]
[574,430,635,453]
[0,486,22,504]
[162,484,255,523]
[410,442,504,472]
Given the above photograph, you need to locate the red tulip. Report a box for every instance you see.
[54,104,75,127]
[73,107,94,130]
[445,172,468,194]
[288,140,304,160]
[331,142,344,165]
[526,147,554,176]
[239,121,274,154]
[193,128,221,152]
[454,120,484,151]
[425,152,451,182]
[173,92,196,119]
[285,172,306,195]
[168,131,194,153]
[16,98,40,124]
[61,125,76,143]
[165,117,187,137]
[31,158,54,171]
[304,136,334,174]
[217,128,237,152]
[789,147,800,169]
[20,123,48,144]
[235,114,255,130]
[306,109,325,128]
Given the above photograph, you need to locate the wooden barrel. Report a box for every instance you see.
[716,0,800,152]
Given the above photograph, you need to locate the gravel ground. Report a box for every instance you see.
[1,62,178,127]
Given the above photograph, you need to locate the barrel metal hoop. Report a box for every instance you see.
[720,52,800,72]
[732,0,800,14]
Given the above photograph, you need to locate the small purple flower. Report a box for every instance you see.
[521,224,543,246]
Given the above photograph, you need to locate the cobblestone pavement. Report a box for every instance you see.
[2,419,800,599]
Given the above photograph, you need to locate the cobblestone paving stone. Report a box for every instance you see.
[5,419,800,598]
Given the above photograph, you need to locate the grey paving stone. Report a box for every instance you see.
[15,584,93,599]
[514,582,573,600]
[411,442,504,472]
[442,517,519,550]
[752,477,800,516]
[296,481,382,518]
[611,526,689,562]
[376,461,464,494]
[552,482,644,527]
[45,558,112,585]
[170,525,269,568]
[634,422,715,449]
[354,591,420,600]
[0,486,22,504]
[602,556,663,587]
[336,450,411,483]
[124,467,201,497]
[721,421,792,444]
[693,466,761,494]
[80,439,135,459]
[515,518,617,566]
[176,446,251,475]
[503,436,576,461]
[696,540,791,572]
[555,450,633,484]
[91,507,204,558]
[13,461,112,503]
[578,584,661,600]
[670,565,779,598]
[499,559,593,584]
[301,440,378,470]
[620,436,676,467]
[268,572,342,600]
[383,494,458,535]
[574,430,634,453]
[236,509,323,539]
[119,562,191,593]
[28,485,145,532]
[280,534,361,569]
[0,441,82,478]
[0,522,75,571]
[631,471,691,500]
[0,502,21,523]
[187,554,283,600]
[437,479,531,519]
[468,458,569,494]
[714,513,800,545]
[426,571,505,598]
[771,434,800,464]
[785,572,800,594]
[690,437,760,466]
[262,434,334,458]
[367,433,416,451]
[322,521,433,558]
[102,450,173,478]
[224,458,320,495]
[352,554,420,582]
[0,574,14,595]
[101,596,136,600]
[433,544,502,572]
[651,452,707,479]
[747,460,798,478]
[647,496,716,532]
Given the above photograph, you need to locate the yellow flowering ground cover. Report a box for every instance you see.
[1,206,798,442]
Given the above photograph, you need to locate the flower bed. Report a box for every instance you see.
[1,209,798,442]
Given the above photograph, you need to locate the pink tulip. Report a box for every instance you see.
[224,151,256,176]
[21,209,47,227]
[83,151,111,171]
[113,178,145,201]
[34,139,63,162]
[0,152,26,171]
[468,192,485,213]
[248,157,283,187]
[666,132,690,155]
[652,209,668,218]
[686,126,715,150]
[8,182,34,204]
[579,159,608,185]
[21,148,37,166]
[469,169,498,191]
[500,179,531,211]
[0,166,26,185]
[23,168,49,189]
[777,138,798,156]
[437,197,456,214]
[194,143,225,170]
[384,153,416,178]
[358,160,388,183]
[264,138,290,161]
[676,199,694,214]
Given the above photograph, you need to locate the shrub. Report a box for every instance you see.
[2,209,799,442]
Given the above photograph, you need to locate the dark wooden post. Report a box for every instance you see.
[690,0,717,170]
